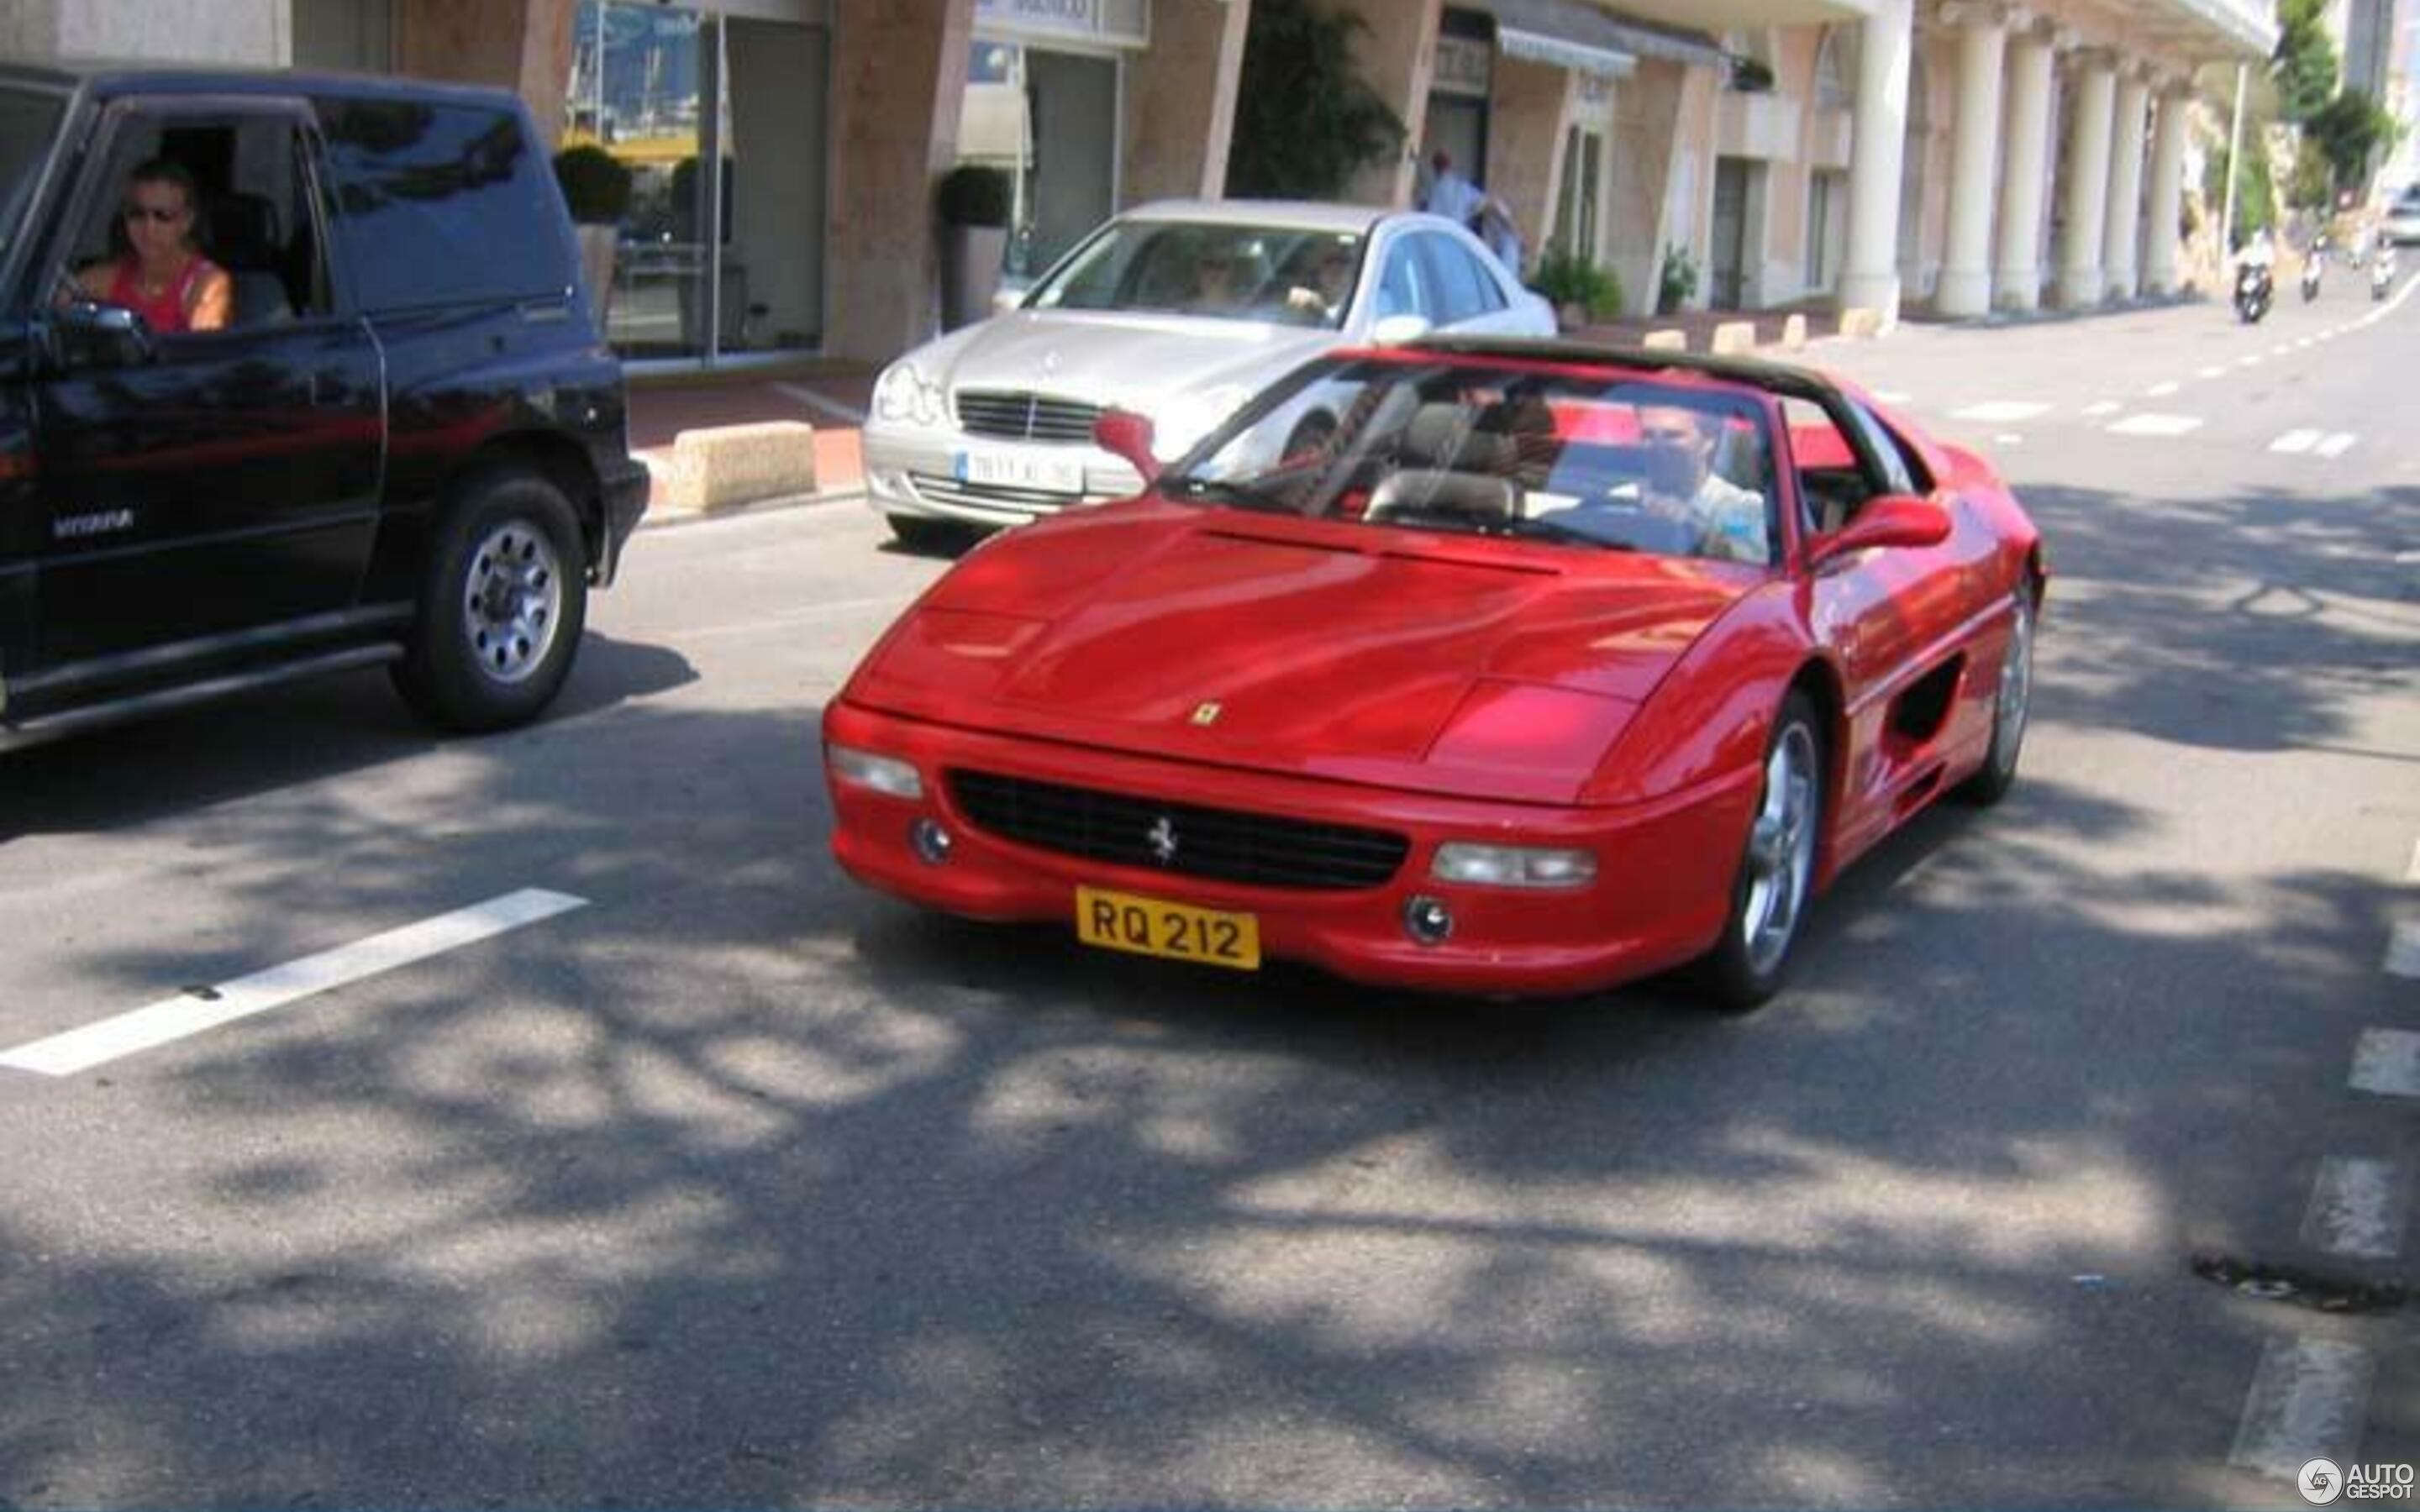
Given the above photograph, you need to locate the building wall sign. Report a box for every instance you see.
[1434,34,1493,96]
[974,0,1148,49]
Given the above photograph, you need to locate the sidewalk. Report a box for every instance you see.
[626,362,874,523]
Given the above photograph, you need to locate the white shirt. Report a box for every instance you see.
[1425,171,1484,228]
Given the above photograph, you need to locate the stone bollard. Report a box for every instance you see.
[1781,313,1808,351]
[1641,329,1687,351]
[1710,320,1756,355]
[664,421,818,514]
[1837,307,1882,339]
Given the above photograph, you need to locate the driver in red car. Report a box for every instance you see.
[1637,403,1769,564]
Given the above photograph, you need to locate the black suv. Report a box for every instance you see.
[0,64,646,744]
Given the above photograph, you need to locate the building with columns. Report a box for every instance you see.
[3,0,2275,369]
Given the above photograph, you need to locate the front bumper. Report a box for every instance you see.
[823,699,1761,999]
[861,421,1150,530]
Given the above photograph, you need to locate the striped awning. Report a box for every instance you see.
[1477,0,1730,77]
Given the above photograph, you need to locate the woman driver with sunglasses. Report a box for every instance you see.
[75,157,233,335]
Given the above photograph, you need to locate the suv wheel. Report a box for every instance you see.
[393,471,589,732]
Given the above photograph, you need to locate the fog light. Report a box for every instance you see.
[1402,894,1455,946]
[910,818,954,864]
[1431,842,1597,889]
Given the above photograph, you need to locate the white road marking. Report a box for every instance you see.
[1994,433,2025,446]
[774,381,869,425]
[1951,400,2051,423]
[2351,1029,2420,1096]
[2270,344,2292,358]
[2236,355,2265,369]
[2230,1339,2375,1479]
[2146,381,2182,396]
[2404,837,2420,885]
[2083,401,2123,417]
[2270,429,2323,454]
[2301,1157,2409,1258]
[2107,413,2204,437]
[2199,365,2228,378]
[0,890,588,1078]
[2316,433,2359,459]
[2386,921,2420,980]
[1873,390,1912,404]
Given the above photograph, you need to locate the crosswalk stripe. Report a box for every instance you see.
[2316,433,2359,459]
[2351,1029,2420,1096]
[2229,1339,2375,1479]
[1949,400,2049,422]
[2301,1157,2409,1258]
[2270,430,2322,454]
[2107,413,2203,437]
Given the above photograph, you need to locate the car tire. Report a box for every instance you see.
[1695,691,1826,1013]
[1959,588,2034,806]
[392,470,588,733]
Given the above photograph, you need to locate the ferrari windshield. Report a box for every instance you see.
[0,86,66,262]
[1025,219,1365,329]
[1165,357,1781,565]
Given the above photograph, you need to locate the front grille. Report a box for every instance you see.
[905,472,1089,514]
[948,769,1409,891]
[955,390,1102,444]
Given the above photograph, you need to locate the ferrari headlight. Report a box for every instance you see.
[1151,384,1252,459]
[828,743,925,801]
[1430,843,1597,889]
[873,361,946,428]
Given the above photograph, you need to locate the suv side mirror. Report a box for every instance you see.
[51,300,156,369]
[1810,494,1951,566]
[1092,407,1160,484]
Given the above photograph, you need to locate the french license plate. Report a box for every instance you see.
[1074,886,1261,970]
[955,449,1086,495]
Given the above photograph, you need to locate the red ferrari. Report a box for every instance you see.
[824,339,2044,1009]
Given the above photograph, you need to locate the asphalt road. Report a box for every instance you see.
[0,272,2414,1509]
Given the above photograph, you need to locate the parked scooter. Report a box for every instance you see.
[2235,259,2275,323]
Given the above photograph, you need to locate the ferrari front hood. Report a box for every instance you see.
[855,508,1751,802]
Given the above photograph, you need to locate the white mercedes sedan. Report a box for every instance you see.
[863,198,1555,544]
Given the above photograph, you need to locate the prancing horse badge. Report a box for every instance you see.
[1190,701,1222,727]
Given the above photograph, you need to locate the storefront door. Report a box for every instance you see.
[1022,50,1118,279]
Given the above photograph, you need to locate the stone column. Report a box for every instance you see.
[1326,0,1443,207]
[825,0,975,364]
[2056,50,2116,307]
[1123,0,1254,202]
[2102,66,2150,299]
[2142,81,2192,293]
[1991,25,2054,308]
[1935,4,2010,316]
[1839,0,1915,325]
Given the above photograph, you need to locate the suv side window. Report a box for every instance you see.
[57,109,334,333]
[313,98,563,312]
[1415,233,1505,324]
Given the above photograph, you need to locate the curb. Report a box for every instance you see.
[639,486,866,533]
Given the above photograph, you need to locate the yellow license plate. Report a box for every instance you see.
[1074,886,1260,970]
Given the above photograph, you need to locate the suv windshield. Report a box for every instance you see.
[1025,219,1365,328]
[0,85,66,262]
[1167,357,1781,566]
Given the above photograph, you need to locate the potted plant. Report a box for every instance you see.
[936,163,1013,331]
[1529,248,1624,332]
[1657,240,1701,316]
[553,144,632,335]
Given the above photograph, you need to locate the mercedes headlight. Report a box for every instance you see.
[874,361,947,428]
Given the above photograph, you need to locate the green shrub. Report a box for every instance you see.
[551,144,632,225]
[937,164,1013,228]
[1657,242,1701,314]
[1530,248,1624,321]
[1224,0,1406,198]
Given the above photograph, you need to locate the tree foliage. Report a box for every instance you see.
[2270,0,2338,124]
[2306,90,2397,192]
[1225,0,1407,199]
